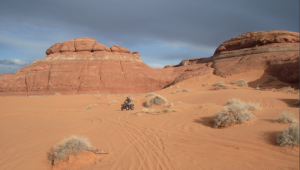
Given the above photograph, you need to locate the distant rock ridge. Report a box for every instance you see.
[0,30,299,96]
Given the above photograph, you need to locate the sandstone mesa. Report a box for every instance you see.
[0,30,299,96]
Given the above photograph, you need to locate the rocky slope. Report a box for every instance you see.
[0,30,298,96]
[177,30,299,83]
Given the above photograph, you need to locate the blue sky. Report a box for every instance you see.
[0,0,299,74]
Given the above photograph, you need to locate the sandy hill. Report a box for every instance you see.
[0,69,299,169]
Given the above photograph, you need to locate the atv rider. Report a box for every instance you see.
[124,97,132,107]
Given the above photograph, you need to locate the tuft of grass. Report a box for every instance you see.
[54,93,61,96]
[173,101,182,105]
[146,95,168,107]
[47,136,93,164]
[199,103,215,109]
[108,100,118,105]
[86,104,98,109]
[182,88,191,92]
[172,90,181,94]
[274,111,298,124]
[277,124,299,147]
[202,83,209,87]
[212,99,259,128]
[213,82,230,90]
[231,79,248,86]
[144,92,156,98]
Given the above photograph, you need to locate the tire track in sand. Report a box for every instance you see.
[109,113,175,170]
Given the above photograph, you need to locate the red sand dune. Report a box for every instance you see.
[0,70,299,170]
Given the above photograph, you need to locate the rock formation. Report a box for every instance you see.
[212,30,299,83]
[175,30,299,83]
[0,30,298,96]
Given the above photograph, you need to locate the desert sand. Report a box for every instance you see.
[0,70,299,170]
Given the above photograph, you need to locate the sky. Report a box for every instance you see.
[0,0,299,74]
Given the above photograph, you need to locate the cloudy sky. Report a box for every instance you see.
[0,0,299,74]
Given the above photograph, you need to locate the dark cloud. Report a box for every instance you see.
[0,0,298,47]
[0,0,298,74]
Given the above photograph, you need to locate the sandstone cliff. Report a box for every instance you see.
[0,30,298,96]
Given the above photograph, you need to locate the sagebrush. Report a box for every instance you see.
[144,92,156,98]
[274,111,298,124]
[231,79,248,86]
[277,124,299,147]
[146,95,168,107]
[47,136,92,164]
[213,82,230,90]
[86,104,98,109]
[212,99,259,128]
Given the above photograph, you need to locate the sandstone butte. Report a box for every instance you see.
[0,30,299,96]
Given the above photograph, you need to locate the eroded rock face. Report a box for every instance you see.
[212,30,299,83]
[0,30,298,96]
[0,38,186,96]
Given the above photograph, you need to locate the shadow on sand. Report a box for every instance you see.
[278,98,299,107]
[263,131,280,146]
[193,116,214,128]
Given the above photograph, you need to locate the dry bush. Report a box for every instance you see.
[146,95,168,107]
[55,93,61,96]
[86,104,98,109]
[144,92,156,98]
[277,124,299,147]
[172,90,181,94]
[108,100,118,105]
[274,111,298,124]
[47,136,93,164]
[173,101,182,105]
[165,103,174,107]
[212,99,259,128]
[231,79,248,86]
[157,109,177,115]
[213,82,230,90]
[202,83,209,87]
[182,88,191,92]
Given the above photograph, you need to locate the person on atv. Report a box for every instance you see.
[124,97,132,107]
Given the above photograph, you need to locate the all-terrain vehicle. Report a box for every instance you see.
[121,103,134,110]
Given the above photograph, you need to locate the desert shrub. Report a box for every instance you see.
[182,88,191,92]
[108,100,118,105]
[86,104,98,109]
[274,111,298,124]
[165,103,174,107]
[173,101,182,105]
[212,99,259,128]
[199,103,215,109]
[47,136,92,164]
[55,93,61,96]
[213,82,230,90]
[277,124,299,147]
[144,92,156,98]
[231,79,248,86]
[202,83,209,87]
[172,90,181,94]
[146,95,168,107]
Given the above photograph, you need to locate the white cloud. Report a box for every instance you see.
[0,58,29,66]
[148,63,166,68]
